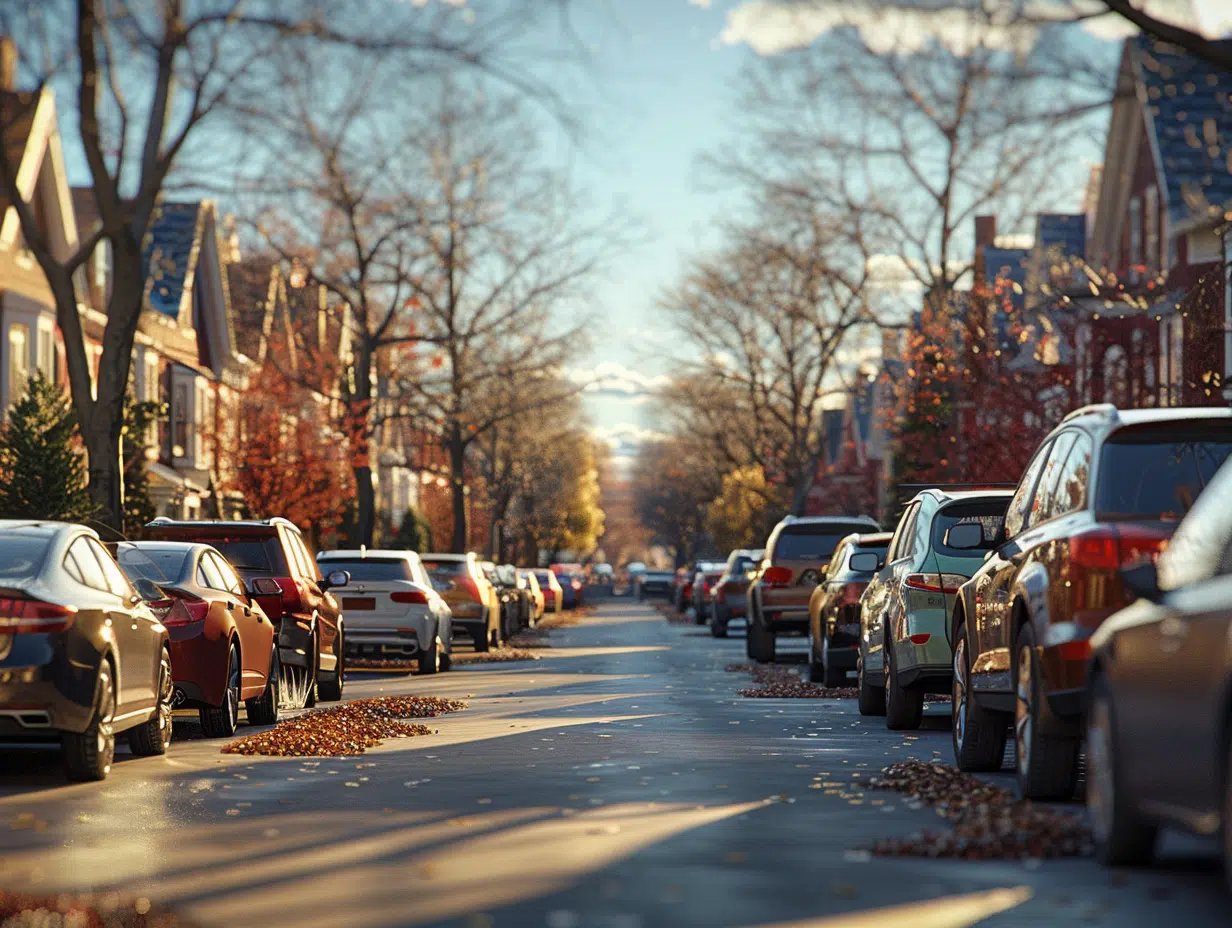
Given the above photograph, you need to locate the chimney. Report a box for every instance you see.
[0,37,16,91]
[975,215,997,249]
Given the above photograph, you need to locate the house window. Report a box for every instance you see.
[173,383,189,457]
[1128,197,1142,270]
[1144,186,1158,275]
[1103,345,1129,406]
[7,323,29,406]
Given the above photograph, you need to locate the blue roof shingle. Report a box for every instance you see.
[143,201,203,318]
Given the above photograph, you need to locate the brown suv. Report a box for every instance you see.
[747,515,880,662]
[949,405,1232,799]
[145,518,350,710]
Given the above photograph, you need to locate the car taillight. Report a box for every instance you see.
[572,579,582,590]
[162,597,211,627]
[761,566,793,588]
[0,598,77,633]
[702,579,711,594]
[462,575,482,600]
[1069,527,1167,570]
[148,599,175,619]
[391,590,429,605]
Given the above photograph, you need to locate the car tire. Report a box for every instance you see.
[821,637,847,688]
[857,653,886,717]
[1087,673,1157,865]
[1014,624,1079,800]
[440,646,453,672]
[63,658,116,782]
[747,613,776,663]
[245,648,281,726]
[951,621,1006,771]
[710,604,729,638]
[885,635,923,731]
[473,626,491,653]
[808,638,826,683]
[417,632,440,675]
[317,631,344,702]
[200,643,241,738]
[129,649,174,756]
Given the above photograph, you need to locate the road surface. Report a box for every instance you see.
[0,599,1227,927]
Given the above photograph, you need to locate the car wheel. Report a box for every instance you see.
[473,626,491,653]
[885,634,923,730]
[317,631,344,702]
[440,645,453,672]
[63,658,116,782]
[857,652,886,717]
[808,635,826,683]
[245,648,281,726]
[951,621,1006,771]
[417,630,440,675]
[129,649,174,756]
[710,604,728,639]
[1014,624,1079,800]
[821,636,846,688]
[200,642,241,738]
[1087,673,1157,865]
[747,614,775,663]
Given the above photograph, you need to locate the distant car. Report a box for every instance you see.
[709,549,764,638]
[747,516,881,663]
[807,532,891,686]
[1086,455,1232,883]
[116,541,280,735]
[635,569,675,600]
[502,564,535,631]
[0,521,173,781]
[145,517,349,709]
[421,553,501,651]
[672,568,693,614]
[858,490,1010,728]
[316,549,453,674]
[951,405,1232,800]
[535,569,564,614]
[690,561,728,625]
[561,572,586,609]
[518,569,545,625]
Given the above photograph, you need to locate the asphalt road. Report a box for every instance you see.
[0,598,1228,927]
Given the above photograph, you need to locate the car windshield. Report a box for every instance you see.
[0,535,51,581]
[932,501,1009,556]
[115,544,178,583]
[775,526,869,561]
[319,558,412,582]
[1095,428,1232,521]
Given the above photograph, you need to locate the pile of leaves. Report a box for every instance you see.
[538,611,583,629]
[222,695,466,757]
[0,890,195,927]
[868,760,1091,859]
[652,602,693,624]
[452,648,539,664]
[725,662,857,699]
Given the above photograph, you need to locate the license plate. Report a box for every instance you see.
[343,597,376,610]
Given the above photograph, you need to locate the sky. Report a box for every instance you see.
[548,0,1232,467]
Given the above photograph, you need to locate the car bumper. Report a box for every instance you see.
[826,623,861,651]
[1040,624,1094,715]
[169,621,232,709]
[0,633,101,737]
[823,644,859,670]
[346,628,423,658]
[717,593,747,618]
[763,605,809,633]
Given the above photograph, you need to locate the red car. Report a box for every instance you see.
[115,542,281,737]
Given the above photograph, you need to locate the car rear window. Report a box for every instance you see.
[932,500,1010,556]
[116,545,181,583]
[0,535,50,581]
[534,571,554,584]
[423,559,467,574]
[320,558,412,582]
[774,525,870,562]
[187,536,287,576]
[1095,426,1232,521]
[730,556,757,574]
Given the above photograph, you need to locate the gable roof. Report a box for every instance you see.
[0,89,37,217]
[225,257,277,362]
[1133,35,1232,227]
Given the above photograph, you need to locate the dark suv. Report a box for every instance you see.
[950,405,1232,799]
[145,518,349,710]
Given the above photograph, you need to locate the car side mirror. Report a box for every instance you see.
[1120,561,1161,603]
[322,569,351,591]
[945,523,985,550]
[848,552,881,572]
[250,577,284,597]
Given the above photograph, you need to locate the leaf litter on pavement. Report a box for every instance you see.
[725,662,857,699]
[221,695,466,757]
[0,890,196,927]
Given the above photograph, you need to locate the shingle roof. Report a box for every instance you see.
[143,201,203,318]
[1135,35,1232,225]
[225,258,275,360]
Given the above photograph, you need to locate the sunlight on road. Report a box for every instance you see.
[747,886,1033,928]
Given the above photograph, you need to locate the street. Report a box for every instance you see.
[0,598,1228,928]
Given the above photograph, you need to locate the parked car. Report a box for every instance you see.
[807,532,892,686]
[316,549,453,674]
[635,569,675,601]
[672,568,694,614]
[535,569,564,614]
[561,572,586,609]
[421,552,500,651]
[709,549,764,638]
[503,564,535,631]
[950,405,1232,799]
[858,490,1011,727]
[0,521,173,781]
[518,569,546,625]
[1085,454,1232,882]
[747,516,881,663]
[114,541,280,735]
[690,561,728,625]
[145,517,349,709]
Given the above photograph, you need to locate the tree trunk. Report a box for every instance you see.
[349,342,376,548]
[449,429,468,552]
[354,464,375,547]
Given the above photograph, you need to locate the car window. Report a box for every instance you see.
[1044,433,1092,520]
[118,545,180,583]
[1033,432,1076,524]
[321,558,413,582]
[210,553,245,596]
[289,532,318,580]
[67,538,108,591]
[1095,426,1232,522]
[199,552,228,591]
[1005,440,1053,538]
[423,559,466,575]
[826,541,850,580]
[932,500,1009,555]
[888,503,919,562]
[89,538,134,599]
[175,534,286,576]
[773,528,854,562]
[0,534,51,581]
[1159,457,1232,589]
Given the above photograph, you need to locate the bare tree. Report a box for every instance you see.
[0,0,585,528]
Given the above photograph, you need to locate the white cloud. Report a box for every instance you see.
[569,361,671,397]
[592,423,668,454]
[688,0,713,7]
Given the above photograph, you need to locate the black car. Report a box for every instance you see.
[0,521,173,781]
[635,570,675,600]
[807,532,892,686]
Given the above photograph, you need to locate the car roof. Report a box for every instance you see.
[936,489,1016,502]
[123,540,209,553]
[779,515,879,525]
[854,531,894,545]
[319,549,419,560]
[421,552,470,561]
[1061,404,1232,428]
[0,519,84,539]
[145,518,299,535]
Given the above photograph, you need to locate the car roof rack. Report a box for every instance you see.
[146,516,300,531]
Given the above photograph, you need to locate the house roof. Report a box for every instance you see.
[1035,214,1086,258]
[225,257,276,361]
[1134,35,1232,226]
[143,201,204,318]
[0,90,37,215]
